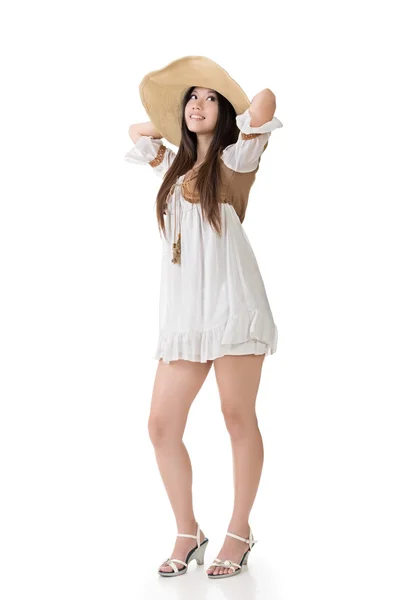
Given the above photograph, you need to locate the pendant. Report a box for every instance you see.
[172,233,181,264]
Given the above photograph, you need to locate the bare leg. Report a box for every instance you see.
[206,353,266,575]
[148,358,213,573]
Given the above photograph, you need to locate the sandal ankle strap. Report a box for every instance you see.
[176,521,201,547]
[226,527,257,549]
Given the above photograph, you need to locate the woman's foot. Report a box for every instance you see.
[206,523,251,576]
[158,522,207,573]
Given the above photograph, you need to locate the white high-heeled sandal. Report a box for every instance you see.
[158,522,209,577]
[207,526,258,579]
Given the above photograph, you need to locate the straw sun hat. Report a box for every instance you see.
[138,55,252,147]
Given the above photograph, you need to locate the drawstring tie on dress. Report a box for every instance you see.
[167,167,202,265]
[168,181,181,264]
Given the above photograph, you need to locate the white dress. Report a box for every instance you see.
[124,108,283,364]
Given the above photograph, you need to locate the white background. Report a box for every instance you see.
[1,1,399,599]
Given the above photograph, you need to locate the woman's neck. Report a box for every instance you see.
[195,132,213,165]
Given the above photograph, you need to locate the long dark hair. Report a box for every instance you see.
[156,86,239,237]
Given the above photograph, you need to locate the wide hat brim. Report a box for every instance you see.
[139,55,251,147]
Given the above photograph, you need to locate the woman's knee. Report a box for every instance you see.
[147,410,183,446]
[221,404,258,437]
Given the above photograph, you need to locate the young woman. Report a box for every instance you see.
[124,56,283,579]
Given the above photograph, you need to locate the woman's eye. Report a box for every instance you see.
[190,94,216,101]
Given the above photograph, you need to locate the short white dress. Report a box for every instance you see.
[124,108,283,364]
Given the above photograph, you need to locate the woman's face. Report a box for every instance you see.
[184,87,219,135]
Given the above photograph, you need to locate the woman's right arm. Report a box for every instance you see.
[124,122,177,178]
[128,121,163,144]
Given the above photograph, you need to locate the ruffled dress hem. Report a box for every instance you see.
[153,307,278,364]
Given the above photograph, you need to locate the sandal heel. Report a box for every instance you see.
[193,539,208,565]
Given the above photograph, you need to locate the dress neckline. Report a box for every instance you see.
[182,165,202,184]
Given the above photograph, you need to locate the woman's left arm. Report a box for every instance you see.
[220,88,283,173]
[248,88,277,127]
